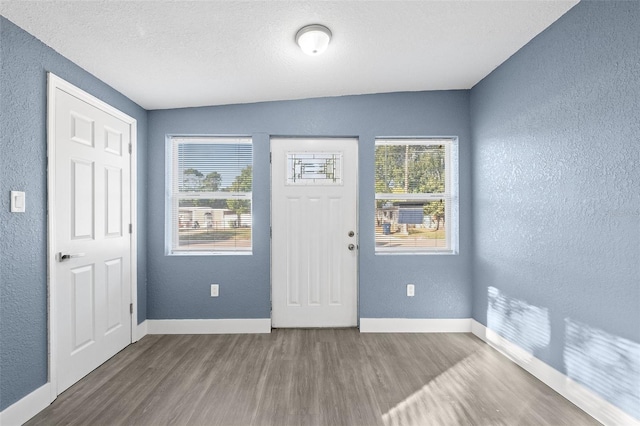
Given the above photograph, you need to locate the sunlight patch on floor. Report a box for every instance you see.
[381,351,514,426]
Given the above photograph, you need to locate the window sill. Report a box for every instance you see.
[167,251,253,256]
[375,250,457,256]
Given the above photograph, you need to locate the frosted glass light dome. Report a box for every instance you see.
[296,25,332,56]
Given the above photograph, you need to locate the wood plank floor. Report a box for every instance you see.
[26,329,598,425]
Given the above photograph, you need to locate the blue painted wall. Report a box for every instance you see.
[0,17,148,410]
[147,91,473,320]
[470,1,640,417]
[4,0,638,420]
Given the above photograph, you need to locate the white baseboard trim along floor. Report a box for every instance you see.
[146,318,272,335]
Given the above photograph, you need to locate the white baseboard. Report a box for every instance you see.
[0,383,52,426]
[134,320,148,341]
[359,318,471,333]
[471,320,639,426]
[146,319,271,334]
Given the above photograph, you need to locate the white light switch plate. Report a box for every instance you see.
[11,191,25,213]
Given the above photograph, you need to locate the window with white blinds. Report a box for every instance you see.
[168,136,253,254]
[375,138,458,253]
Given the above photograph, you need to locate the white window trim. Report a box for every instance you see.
[166,136,253,255]
[375,137,459,255]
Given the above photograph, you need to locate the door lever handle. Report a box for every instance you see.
[58,252,85,262]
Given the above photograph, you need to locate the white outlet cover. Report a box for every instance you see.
[407,284,415,297]
[210,284,219,297]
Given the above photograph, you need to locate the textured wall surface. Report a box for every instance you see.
[470,1,640,417]
[7,0,638,419]
[147,91,472,320]
[0,17,147,410]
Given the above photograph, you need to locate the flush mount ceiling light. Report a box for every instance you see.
[295,24,332,56]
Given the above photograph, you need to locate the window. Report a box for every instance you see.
[168,136,252,254]
[286,152,342,185]
[375,138,458,253]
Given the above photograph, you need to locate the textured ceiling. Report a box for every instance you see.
[0,1,578,110]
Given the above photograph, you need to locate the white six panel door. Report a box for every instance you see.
[271,138,358,327]
[54,88,131,393]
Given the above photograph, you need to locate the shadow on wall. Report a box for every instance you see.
[565,319,640,419]
[485,286,640,421]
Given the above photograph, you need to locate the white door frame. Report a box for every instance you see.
[46,73,138,401]
[270,136,359,327]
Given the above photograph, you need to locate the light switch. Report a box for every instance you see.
[10,191,25,213]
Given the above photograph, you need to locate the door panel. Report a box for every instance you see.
[70,112,94,146]
[71,159,94,239]
[70,265,95,352]
[105,166,123,237]
[54,88,131,393]
[105,258,123,332]
[271,138,358,328]
[104,126,123,155]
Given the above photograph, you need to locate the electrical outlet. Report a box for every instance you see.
[407,284,415,297]
[210,284,219,297]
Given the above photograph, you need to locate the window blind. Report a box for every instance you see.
[169,137,253,254]
[374,138,454,253]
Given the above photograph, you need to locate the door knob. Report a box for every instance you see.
[348,244,355,251]
[58,252,85,262]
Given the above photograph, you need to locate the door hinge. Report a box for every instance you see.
[130,303,133,314]
[128,143,132,154]
[129,224,132,234]
[270,152,272,163]
[270,226,272,238]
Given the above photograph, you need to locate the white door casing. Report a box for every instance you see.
[47,73,137,396]
[271,138,358,327]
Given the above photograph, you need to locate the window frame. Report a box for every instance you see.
[166,136,253,256]
[374,137,458,255]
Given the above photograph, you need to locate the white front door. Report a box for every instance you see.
[271,138,358,327]
[50,79,133,393]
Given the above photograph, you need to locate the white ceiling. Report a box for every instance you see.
[1,1,578,110]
